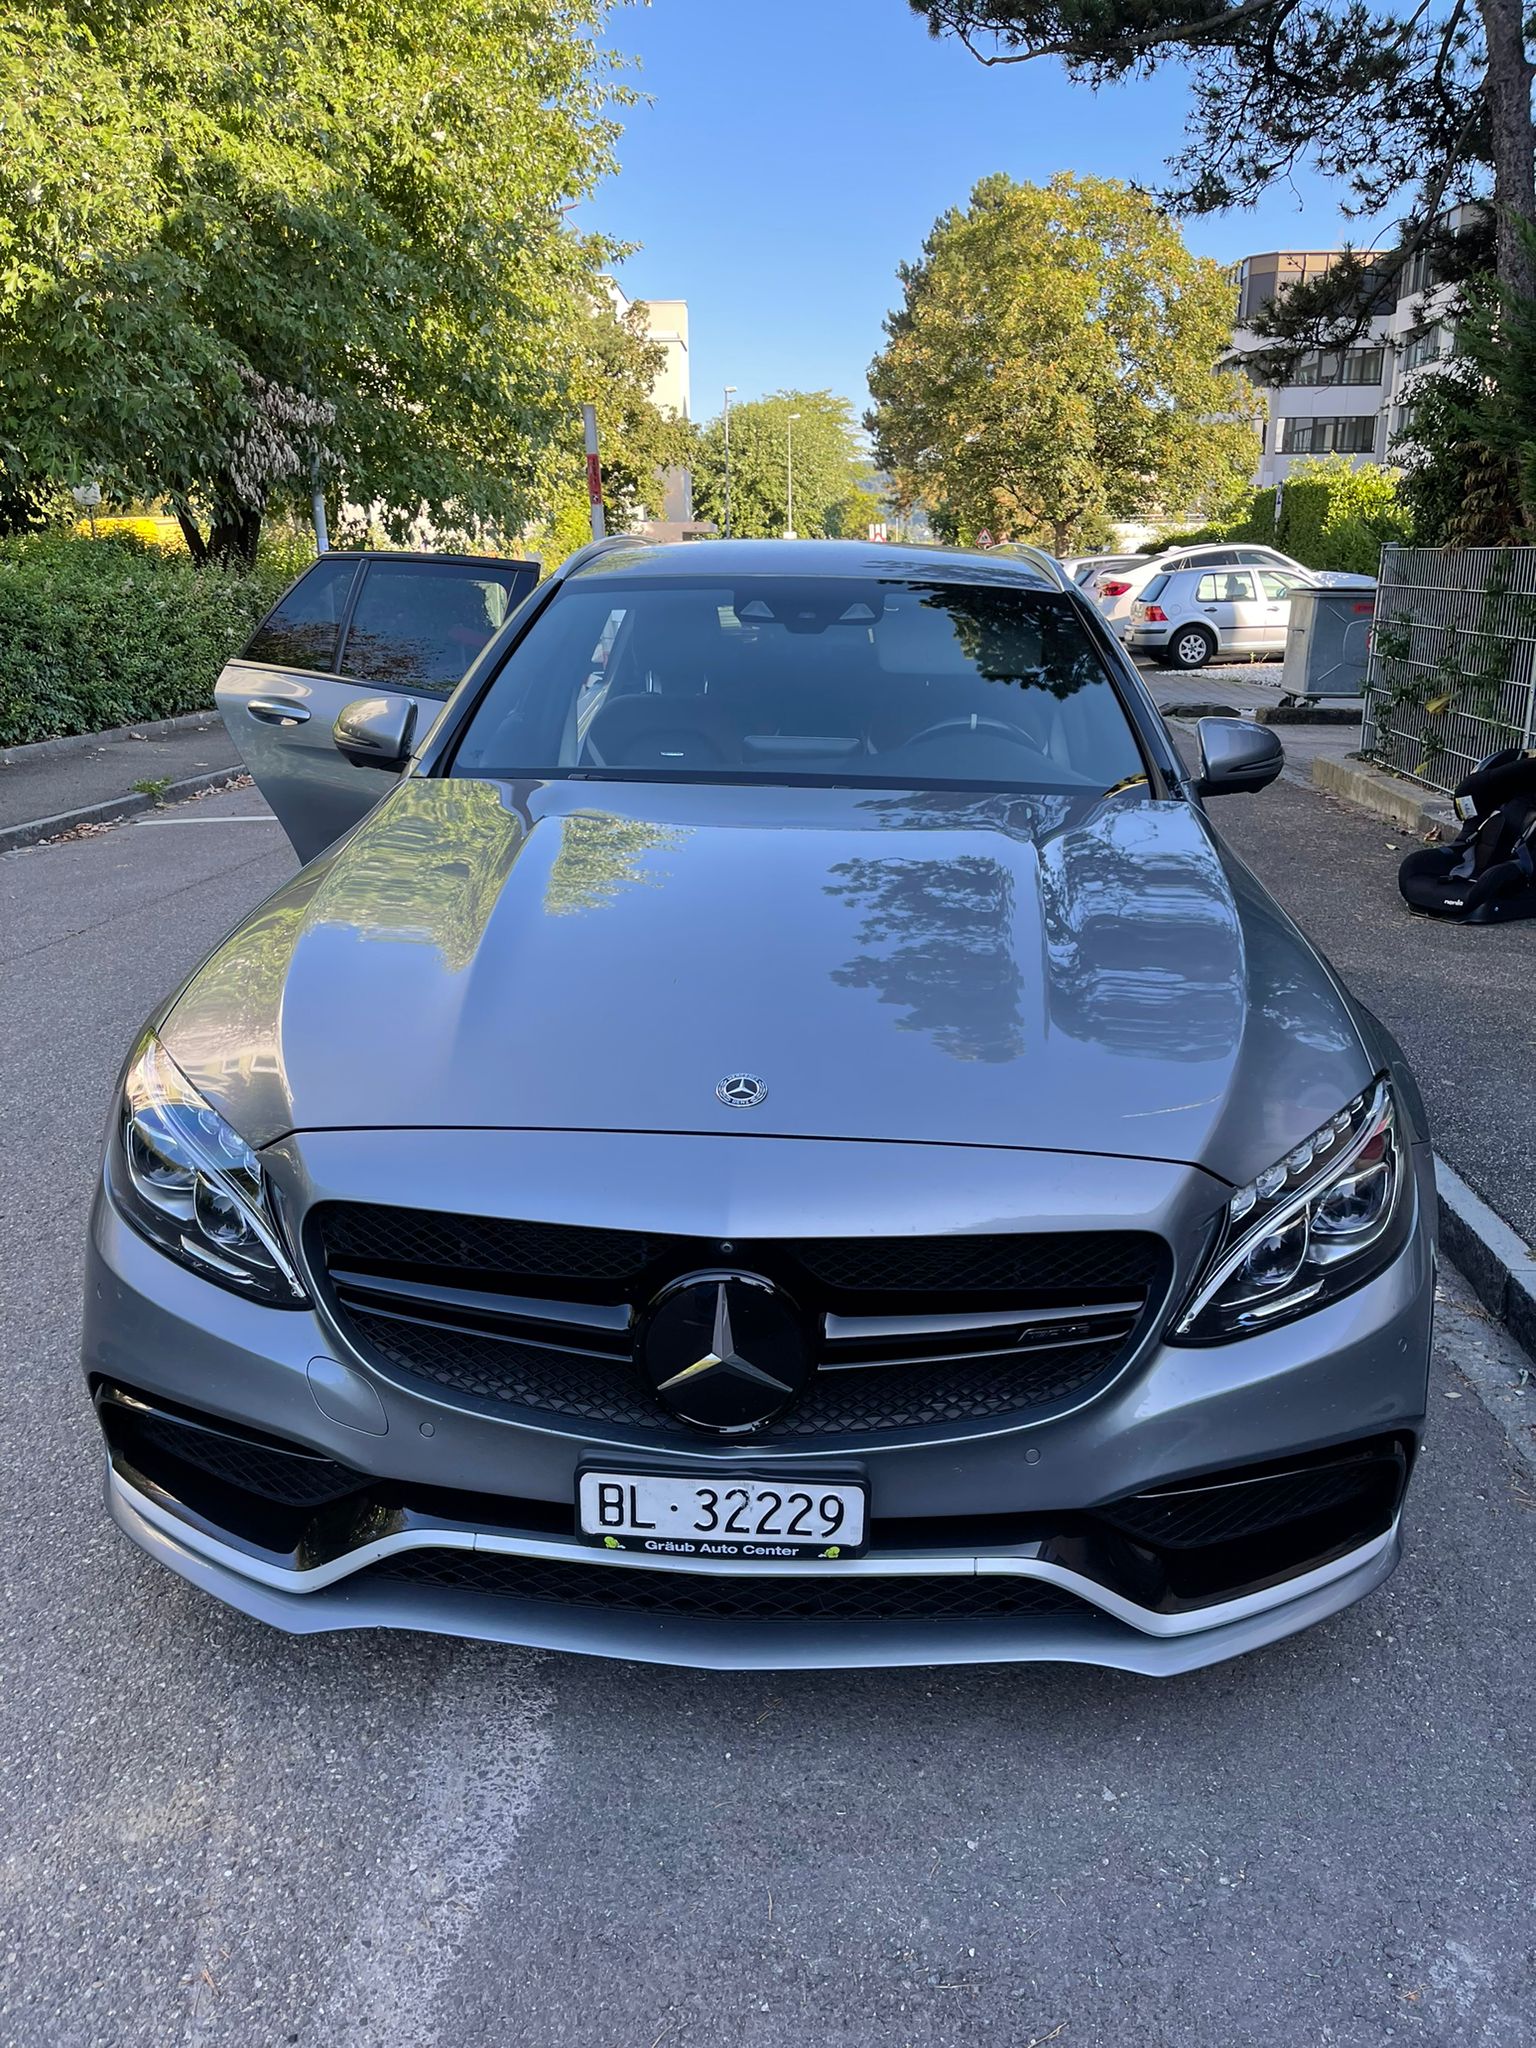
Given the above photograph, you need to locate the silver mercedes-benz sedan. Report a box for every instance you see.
[84,537,1434,1672]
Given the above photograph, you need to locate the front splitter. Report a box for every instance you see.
[106,1467,1402,1675]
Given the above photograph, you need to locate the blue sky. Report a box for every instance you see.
[584,0,1381,428]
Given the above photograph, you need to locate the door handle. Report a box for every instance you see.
[246,699,311,726]
[1202,607,1219,615]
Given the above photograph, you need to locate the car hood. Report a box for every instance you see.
[160,777,1372,1187]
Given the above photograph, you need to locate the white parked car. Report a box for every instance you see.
[1057,551,1150,588]
[1125,562,1320,668]
[1095,542,1373,638]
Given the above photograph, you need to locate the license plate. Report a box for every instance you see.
[578,1471,866,1560]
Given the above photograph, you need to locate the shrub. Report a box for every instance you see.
[0,530,302,747]
[1276,456,1411,573]
[1143,466,1408,573]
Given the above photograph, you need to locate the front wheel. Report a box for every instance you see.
[1166,625,1217,670]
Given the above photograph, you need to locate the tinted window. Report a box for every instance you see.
[453,576,1146,794]
[341,561,534,695]
[1138,574,1169,602]
[243,557,360,672]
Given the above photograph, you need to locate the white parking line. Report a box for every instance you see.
[132,815,279,824]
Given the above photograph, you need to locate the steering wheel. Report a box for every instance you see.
[899,715,1046,755]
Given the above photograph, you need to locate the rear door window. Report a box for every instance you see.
[340,560,536,696]
[242,557,362,673]
[1196,572,1256,602]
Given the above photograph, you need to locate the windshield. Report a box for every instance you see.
[450,575,1148,793]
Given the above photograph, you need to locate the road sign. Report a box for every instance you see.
[976,528,992,546]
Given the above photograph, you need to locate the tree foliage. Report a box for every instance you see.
[910,2,1536,309]
[0,1,645,563]
[691,392,867,539]
[866,173,1259,551]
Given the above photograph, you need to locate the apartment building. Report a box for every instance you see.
[609,286,694,526]
[1227,209,1476,486]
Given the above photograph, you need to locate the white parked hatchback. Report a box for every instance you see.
[1125,562,1318,668]
[1096,542,1372,639]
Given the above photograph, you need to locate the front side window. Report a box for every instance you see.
[341,561,534,695]
[1260,571,1307,599]
[243,557,361,673]
[451,576,1148,794]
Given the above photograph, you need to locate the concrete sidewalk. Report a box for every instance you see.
[0,711,242,845]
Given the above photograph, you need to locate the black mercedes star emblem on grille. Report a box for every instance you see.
[716,1072,767,1108]
[638,1272,811,1432]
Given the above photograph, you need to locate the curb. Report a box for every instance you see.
[0,768,247,854]
[1311,754,1456,837]
[0,707,220,769]
[1435,1155,1536,1363]
[1253,704,1360,727]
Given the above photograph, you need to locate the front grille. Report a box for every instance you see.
[313,1203,1169,1441]
[371,1551,1093,1623]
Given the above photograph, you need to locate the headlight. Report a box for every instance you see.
[1172,1079,1411,1343]
[108,1035,308,1306]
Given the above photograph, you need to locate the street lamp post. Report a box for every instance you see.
[723,385,737,539]
[785,412,801,538]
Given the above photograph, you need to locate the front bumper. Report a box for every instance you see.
[83,1133,1436,1672]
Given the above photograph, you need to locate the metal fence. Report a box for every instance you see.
[1361,545,1536,793]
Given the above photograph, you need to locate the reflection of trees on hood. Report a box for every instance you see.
[1036,809,1244,1060]
[850,789,1073,843]
[826,852,1025,1063]
[309,780,526,973]
[544,811,688,916]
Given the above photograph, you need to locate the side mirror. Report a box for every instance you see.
[333,696,417,772]
[1193,716,1284,798]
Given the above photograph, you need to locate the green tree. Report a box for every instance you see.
[910,3,1535,308]
[0,1,634,565]
[692,392,866,539]
[521,296,698,566]
[866,173,1259,551]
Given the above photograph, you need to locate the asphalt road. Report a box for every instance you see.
[1210,757,1536,1246]
[3,784,1535,2048]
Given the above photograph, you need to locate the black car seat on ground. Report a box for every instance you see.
[1398,747,1536,922]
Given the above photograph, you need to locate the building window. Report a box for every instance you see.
[1333,415,1378,453]
[1401,324,1450,370]
[1399,247,1443,300]
[1278,415,1379,456]
[1287,346,1384,387]
[1340,348,1385,385]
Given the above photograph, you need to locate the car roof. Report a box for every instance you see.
[562,536,1068,594]
[329,549,538,568]
[1158,542,1283,560]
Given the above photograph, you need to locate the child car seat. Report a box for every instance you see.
[1397,747,1536,922]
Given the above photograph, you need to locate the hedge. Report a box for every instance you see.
[0,530,309,748]
[1146,457,1411,575]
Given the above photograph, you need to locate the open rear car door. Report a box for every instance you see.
[216,551,537,862]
